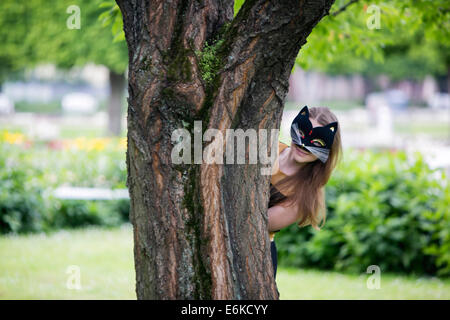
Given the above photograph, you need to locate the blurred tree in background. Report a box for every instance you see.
[295,0,449,83]
[0,0,128,135]
[238,0,450,89]
[99,0,450,84]
[1,0,448,134]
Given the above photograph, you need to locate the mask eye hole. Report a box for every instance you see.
[298,129,305,138]
[311,138,325,147]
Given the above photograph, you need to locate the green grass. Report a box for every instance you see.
[59,126,109,139]
[14,101,62,114]
[278,268,450,300]
[284,100,363,111]
[394,122,450,139]
[1,226,449,299]
[0,225,136,299]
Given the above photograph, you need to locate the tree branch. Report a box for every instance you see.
[212,0,336,130]
[329,0,360,17]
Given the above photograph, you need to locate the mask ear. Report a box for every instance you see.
[299,105,309,117]
[324,121,338,134]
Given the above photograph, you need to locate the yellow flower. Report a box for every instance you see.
[90,138,105,151]
[74,137,87,150]
[3,131,25,145]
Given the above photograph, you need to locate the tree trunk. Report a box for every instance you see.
[107,70,126,136]
[116,0,334,299]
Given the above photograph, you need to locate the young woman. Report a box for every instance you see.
[268,106,343,280]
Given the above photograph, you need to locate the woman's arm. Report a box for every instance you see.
[268,202,300,232]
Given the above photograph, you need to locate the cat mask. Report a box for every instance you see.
[290,106,338,163]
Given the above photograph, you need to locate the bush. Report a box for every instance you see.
[46,198,126,229]
[0,145,46,233]
[276,149,450,277]
[0,132,129,234]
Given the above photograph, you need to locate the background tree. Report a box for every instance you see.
[0,0,128,135]
[0,2,36,89]
[298,0,450,90]
[116,0,336,300]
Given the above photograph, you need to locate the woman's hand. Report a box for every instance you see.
[268,202,301,232]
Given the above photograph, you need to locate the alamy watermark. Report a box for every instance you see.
[66,265,82,290]
[171,121,280,175]
[366,4,381,30]
[66,5,81,30]
[366,265,381,289]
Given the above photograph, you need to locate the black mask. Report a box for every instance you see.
[290,106,338,163]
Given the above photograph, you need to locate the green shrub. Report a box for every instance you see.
[0,145,46,233]
[0,135,129,234]
[277,149,450,277]
[46,198,126,229]
[112,198,130,223]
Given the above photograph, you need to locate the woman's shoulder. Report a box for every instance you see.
[271,141,290,176]
[279,141,289,152]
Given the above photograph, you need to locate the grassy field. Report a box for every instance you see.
[1,225,449,300]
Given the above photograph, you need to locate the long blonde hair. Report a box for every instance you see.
[273,106,343,230]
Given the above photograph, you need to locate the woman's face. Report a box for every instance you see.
[290,117,321,163]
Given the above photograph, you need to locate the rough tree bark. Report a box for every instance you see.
[116,0,335,299]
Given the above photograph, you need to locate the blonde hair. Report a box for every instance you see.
[273,106,343,230]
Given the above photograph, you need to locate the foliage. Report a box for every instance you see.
[0,0,128,82]
[276,148,450,277]
[0,130,129,234]
[0,2,34,83]
[298,0,449,79]
[234,0,450,80]
[2,0,447,83]
[98,1,125,43]
[0,146,46,233]
[46,199,125,229]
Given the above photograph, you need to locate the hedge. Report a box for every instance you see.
[276,149,450,277]
[0,133,129,233]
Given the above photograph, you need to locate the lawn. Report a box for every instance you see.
[1,225,449,300]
